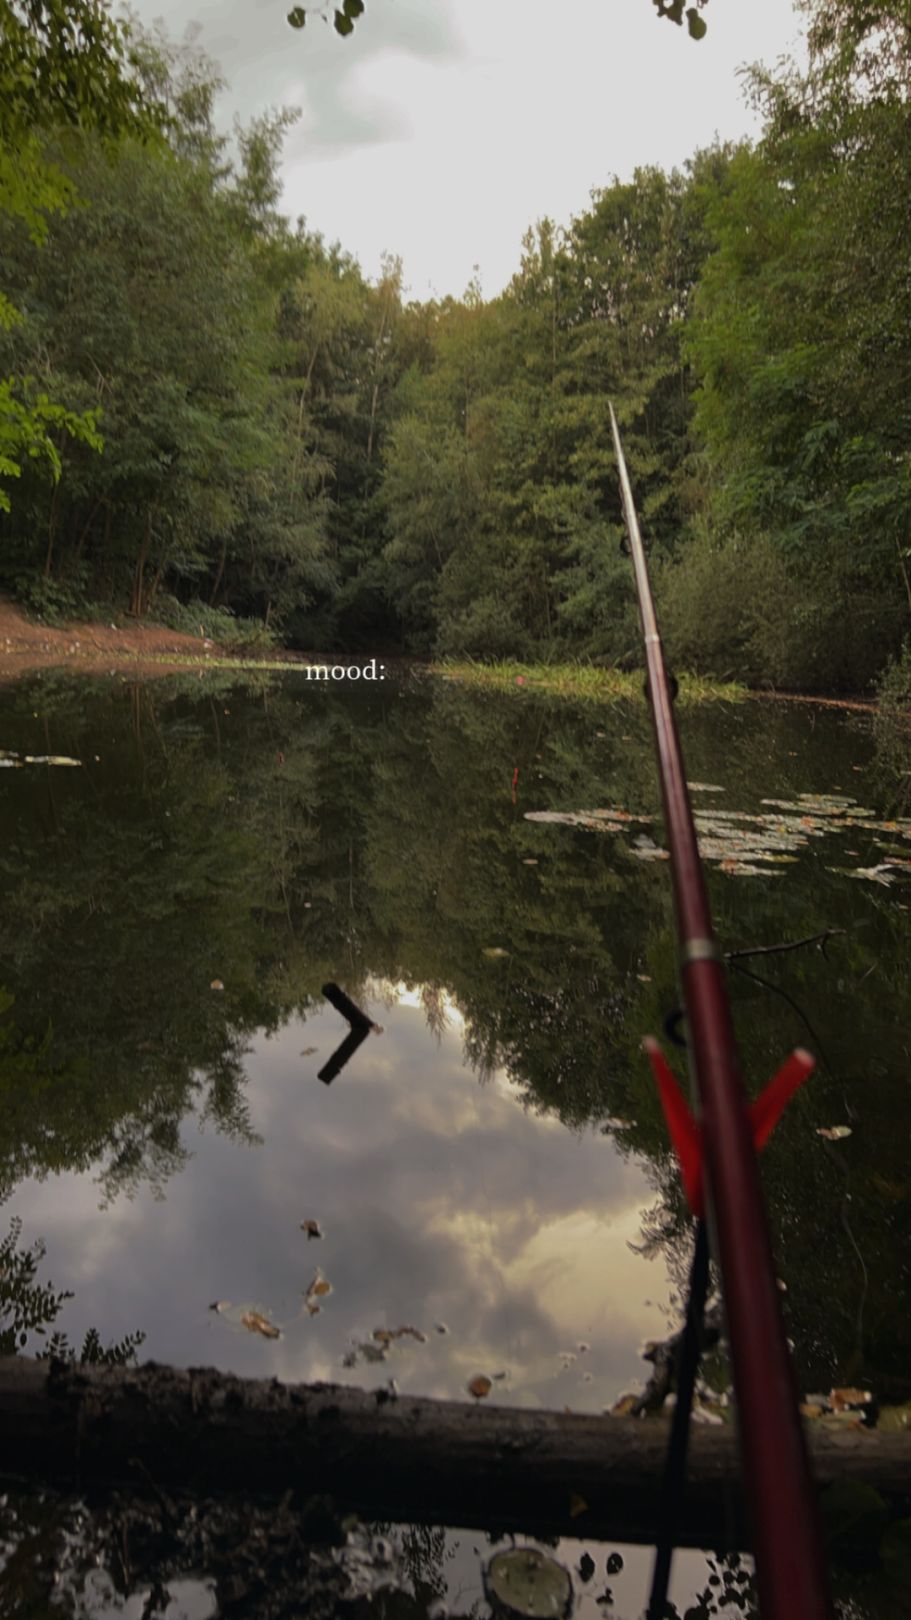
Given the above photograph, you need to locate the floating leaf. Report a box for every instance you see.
[817,1125,853,1141]
[468,1374,492,1399]
[300,1218,322,1240]
[208,1299,230,1313]
[305,1267,332,1313]
[345,1338,387,1365]
[333,9,354,33]
[300,1046,318,1056]
[831,1387,872,1411]
[609,1394,638,1416]
[241,1309,281,1340]
[482,946,509,959]
[568,1492,588,1519]
[686,6,707,38]
[23,754,82,766]
[606,1552,624,1576]
[287,5,306,24]
[692,1401,725,1425]
[373,1324,427,1346]
[210,979,224,991]
[484,1548,573,1620]
[843,865,896,886]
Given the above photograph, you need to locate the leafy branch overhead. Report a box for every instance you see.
[287,0,708,39]
[287,0,364,36]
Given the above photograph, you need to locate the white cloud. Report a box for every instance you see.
[129,0,805,295]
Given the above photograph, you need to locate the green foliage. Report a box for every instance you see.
[0,0,167,514]
[436,658,743,704]
[0,0,165,149]
[0,1212,143,1363]
[0,375,102,514]
[685,3,911,688]
[877,640,911,717]
[382,168,718,661]
[0,36,331,622]
[0,1214,71,1353]
[154,597,278,649]
[41,1323,146,1366]
[3,1,911,693]
[654,525,855,689]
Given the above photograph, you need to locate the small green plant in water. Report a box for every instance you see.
[433,658,745,704]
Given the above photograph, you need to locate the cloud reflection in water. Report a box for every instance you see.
[7,983,670,1411]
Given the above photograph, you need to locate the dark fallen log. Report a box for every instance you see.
[1,1357,909,1547]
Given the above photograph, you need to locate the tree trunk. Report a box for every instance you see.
[0,1358,907,1548]
[131,510,153,617]
[210,536,227,605]
[44,483,61,581]
[73,499,102,568]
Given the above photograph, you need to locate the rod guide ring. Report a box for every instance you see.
[680,937,723,968]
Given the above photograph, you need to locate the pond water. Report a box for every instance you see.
[1,666,909,1617]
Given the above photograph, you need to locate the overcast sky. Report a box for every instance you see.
[128,0,807,298]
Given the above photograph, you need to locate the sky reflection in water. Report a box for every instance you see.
[3,672,911,1617]
[6,983,668,1409]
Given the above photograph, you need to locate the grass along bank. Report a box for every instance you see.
[433,660,747,704]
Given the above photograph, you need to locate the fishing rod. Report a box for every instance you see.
[608,404,832,1620]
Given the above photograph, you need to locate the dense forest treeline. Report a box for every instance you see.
[2,0,911,690]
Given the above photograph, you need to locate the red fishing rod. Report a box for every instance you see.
[609,404,832,1620]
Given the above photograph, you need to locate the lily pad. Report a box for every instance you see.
[484,1548,572,1619]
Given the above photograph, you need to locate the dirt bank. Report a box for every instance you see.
[0,595,230,676]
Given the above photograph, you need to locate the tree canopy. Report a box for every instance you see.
[2,0,911,692]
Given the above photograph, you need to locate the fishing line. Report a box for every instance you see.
[725,951,869,1373]
[646,1218,710,1620]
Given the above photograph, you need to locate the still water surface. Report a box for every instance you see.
[1,667,909,1614]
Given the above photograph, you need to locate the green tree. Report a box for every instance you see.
[0,0,165,512]
[683,0,911,689]
[0,38,329,624]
